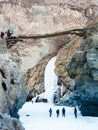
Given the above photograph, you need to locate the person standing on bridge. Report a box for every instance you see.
[0,31,4,39]
[5,29,14,38]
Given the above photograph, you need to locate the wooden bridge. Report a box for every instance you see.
[6,28,86,48]
[1,27,97,50]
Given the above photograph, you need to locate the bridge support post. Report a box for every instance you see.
[0,39,7,54]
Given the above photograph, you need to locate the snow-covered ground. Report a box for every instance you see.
[19,102,98,130]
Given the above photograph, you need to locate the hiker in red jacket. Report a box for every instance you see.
[0,31,4,39]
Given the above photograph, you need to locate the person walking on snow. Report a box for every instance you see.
[74,107,77,118]
[49,108,52,117]
[56,109,60,117]
[62,107,65,117]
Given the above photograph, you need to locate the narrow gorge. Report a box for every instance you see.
[0,0,98,129]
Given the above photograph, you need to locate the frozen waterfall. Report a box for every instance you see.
[44,56,58,103]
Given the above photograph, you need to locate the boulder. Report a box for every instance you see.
[0,113,25,130]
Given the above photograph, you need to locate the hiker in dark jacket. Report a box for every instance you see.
[56,109,60,117]
[74,107,77,118]
[49,108,52,117]
[6,29,14,38]
[62,107,65,117]
[6,29,10,37]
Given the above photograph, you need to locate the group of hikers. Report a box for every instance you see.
[49,107,77,118]
[0,29,14,39]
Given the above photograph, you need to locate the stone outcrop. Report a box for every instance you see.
[55,36,83,81]
[66,19,98,116]
[0,54,27,118]
[54,36,82,105]
[0,113,25,130]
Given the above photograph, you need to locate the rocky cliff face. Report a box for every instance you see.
[66,19,98,116]
[0,54,27,118]
[54,36,83,105]
[0,1,85,35]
